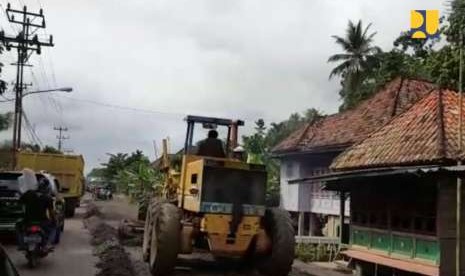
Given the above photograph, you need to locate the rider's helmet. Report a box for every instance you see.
[38,178,51,195]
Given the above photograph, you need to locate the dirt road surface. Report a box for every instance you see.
[3,205,97,276]
[95,196,350,276]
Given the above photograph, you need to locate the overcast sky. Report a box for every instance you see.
[0,0,445,172]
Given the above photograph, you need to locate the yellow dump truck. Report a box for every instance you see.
[16,152,85,217]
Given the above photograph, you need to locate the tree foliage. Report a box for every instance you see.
[98,150,160,198]
[328,20,381,110]
[0,141,62,153]
[42,145,62,154]
[0,40,8,129]
[87,167,106,179]
[242,109,324,206]
[330,3,464,109]
[328,20,380,79]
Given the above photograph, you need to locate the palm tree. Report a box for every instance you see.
[328,20,380,79]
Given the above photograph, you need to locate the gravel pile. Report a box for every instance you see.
[84,203,136,276]
[84,202,102,219]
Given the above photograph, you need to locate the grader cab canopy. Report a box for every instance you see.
[183,115,244,156]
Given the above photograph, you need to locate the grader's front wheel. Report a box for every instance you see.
[142,205,153,262]
[257,208,295,276]
[148,203,181,276]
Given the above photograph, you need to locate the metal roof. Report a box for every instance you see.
[288,165,465,190]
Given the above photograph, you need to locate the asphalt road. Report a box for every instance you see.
[3,206,97,276]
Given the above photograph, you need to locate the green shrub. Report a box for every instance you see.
[295,243,331,262]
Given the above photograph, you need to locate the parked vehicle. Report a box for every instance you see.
[17,152,85,217]
[0,172,24,233]
[0,171,65,236]
[0,244,19,276]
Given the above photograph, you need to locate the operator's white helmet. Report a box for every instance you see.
[233,146,245,152]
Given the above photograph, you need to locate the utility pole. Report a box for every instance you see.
[54,126,69,151]
[0,3,54,167]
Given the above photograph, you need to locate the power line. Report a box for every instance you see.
[29,68,50,111]
[56,95,185,117]
[21,113,36,145]
[54,95,264,123]
[37,54,63,115]
[22,110,43,146]
[29,67,62,119]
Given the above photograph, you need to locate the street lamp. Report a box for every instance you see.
[0,87,73,102]
[22,87,73,97]
[6,86,74,169]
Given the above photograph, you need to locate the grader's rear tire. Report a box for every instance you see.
[148,203,181,276]
[257,208,295,276]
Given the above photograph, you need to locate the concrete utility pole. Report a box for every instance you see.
[54,126,69,151]
[0,3,54,166]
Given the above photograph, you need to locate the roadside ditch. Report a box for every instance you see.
[83,202,149,276]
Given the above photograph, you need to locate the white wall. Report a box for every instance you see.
[311,196,350,216]
[279,153,350,216]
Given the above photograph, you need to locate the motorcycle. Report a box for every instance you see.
[93,187,112,200]
[21,224,50,268]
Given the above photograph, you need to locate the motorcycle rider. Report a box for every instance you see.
[19,178,57,251]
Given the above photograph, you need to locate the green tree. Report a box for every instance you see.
[0,39,9,130]
[328,20,381,109]
[22,143,41,152]
[328,20,380,78]
[100,152,129,188]
[125,150,150,170]
[87,168,106,179]
[99,150,158,194]
[97,150,161,218]
[42,145,62,154]
[241,109,324,206]
[265,109,323,147]
[445,0,465,44]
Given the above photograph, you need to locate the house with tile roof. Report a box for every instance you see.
[311,89,465,275]
[272,77,436,238]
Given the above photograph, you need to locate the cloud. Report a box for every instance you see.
[0,0,446,171]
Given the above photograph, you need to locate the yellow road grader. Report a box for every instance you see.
[142,115,295,275]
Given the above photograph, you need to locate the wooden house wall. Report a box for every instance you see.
[350,179,436,235]
[437,177,465,276]
[348,177,440,266]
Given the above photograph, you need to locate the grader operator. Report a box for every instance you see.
[142,115,295,275]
